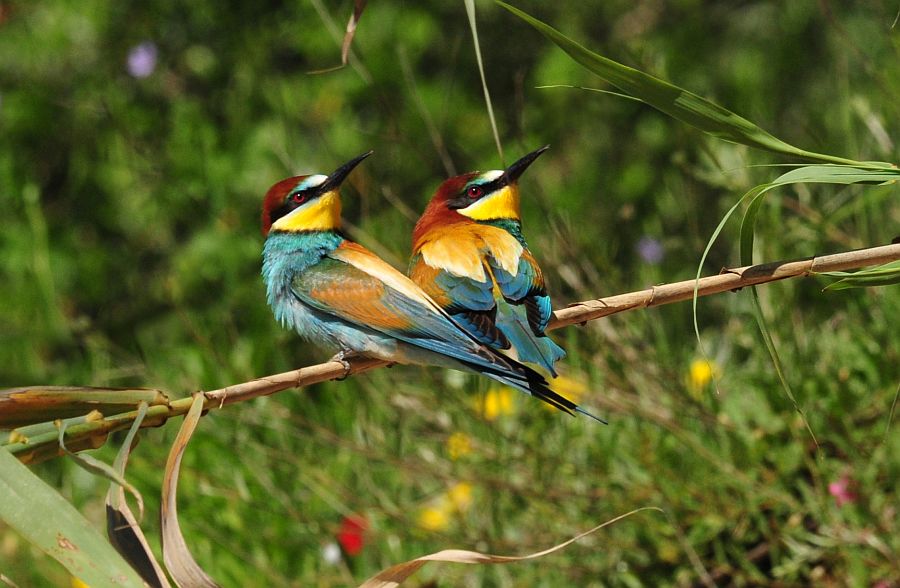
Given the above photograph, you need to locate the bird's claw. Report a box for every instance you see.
[331,350,353,381]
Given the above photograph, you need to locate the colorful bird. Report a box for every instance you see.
[261,152,601,420]
[409,145,566,377]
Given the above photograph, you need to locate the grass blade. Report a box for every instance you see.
[816,260,900,290]
[0,447,143,587]
[723,166,899,444]
[495,1,892,168]
[466,0,504,164]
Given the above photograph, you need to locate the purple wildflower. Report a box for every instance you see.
[127,42,158,78]
[637,236,664,264]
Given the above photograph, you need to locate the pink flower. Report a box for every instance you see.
[828,475,857,507]
[337,514,367,556]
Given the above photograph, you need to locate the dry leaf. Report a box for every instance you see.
[359,507,662,587]
[105,402,171,588]
[341,0,368,65]
[161,393,219,588]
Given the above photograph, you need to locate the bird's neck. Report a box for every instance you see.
[478,218,526,246]
[412,202,469,252]
[262,230,344,286]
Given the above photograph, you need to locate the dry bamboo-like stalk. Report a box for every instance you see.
[7,242,899,463]
[208,242,900,406]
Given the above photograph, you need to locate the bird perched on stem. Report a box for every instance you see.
[409,145,566,377]
[261,152,602,421]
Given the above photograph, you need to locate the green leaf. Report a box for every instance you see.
[817,260,900,290]
[495,1,893,168]
[0,447,143,587]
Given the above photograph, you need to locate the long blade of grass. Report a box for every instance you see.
[496,1,892,168]
[359,506,662,587]
[714,166,898,443]
[465,0,504,164]
[816,260,900,290]
[106,402,172,588]
[161,393,220,588]
[0,447,143,587]
[739,191,817,445]
[694,166,898,345]
[535,84,644,103]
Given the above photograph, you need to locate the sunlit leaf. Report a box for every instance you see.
[161,393,220,588]
[0,447,143,587]
[359,507,662,587]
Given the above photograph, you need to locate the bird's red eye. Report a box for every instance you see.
[291,192,305,204]
[466,186,483,199]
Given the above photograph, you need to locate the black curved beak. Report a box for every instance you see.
[320,150,373,192]
[503,145,549,184]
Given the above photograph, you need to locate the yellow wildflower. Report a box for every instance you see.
[447,482,473,513]
[417,482,475,532]
[446,432,472,460]
[687,358,719,398]
[417,506,449,531]
[476,387,514,420]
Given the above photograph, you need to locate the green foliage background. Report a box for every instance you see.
[1,0,898,585]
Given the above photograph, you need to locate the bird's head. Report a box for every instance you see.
[438,145,548,222]
[261,151,372,236]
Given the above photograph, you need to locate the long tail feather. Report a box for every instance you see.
[495,298,565,376]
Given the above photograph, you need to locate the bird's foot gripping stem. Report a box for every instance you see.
[330,349,357,381]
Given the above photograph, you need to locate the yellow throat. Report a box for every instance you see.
[458,184,521,221]
[272,191,342,232]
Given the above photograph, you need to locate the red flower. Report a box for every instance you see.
[337,514,367,556]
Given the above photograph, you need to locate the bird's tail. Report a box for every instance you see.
[495,298,566,377]
[462,355,607,424]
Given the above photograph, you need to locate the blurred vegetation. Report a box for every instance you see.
[1,0,898,586]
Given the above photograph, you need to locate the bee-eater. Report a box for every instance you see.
[409,146,566,377]
[261,152,597,419]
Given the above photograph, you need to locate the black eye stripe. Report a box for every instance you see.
[269,202,295,225]
[461,177,505,198]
